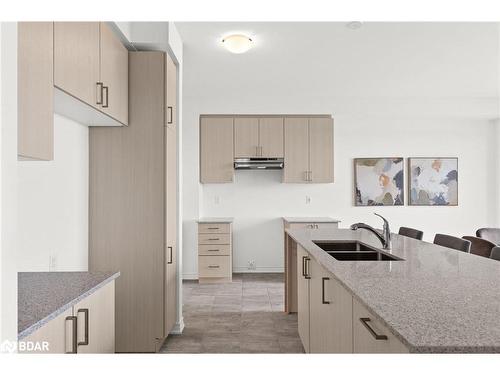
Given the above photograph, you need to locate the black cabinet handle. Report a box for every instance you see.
[77,308,89,346]
[208,265,220,268]
[102,86,109,108]
[359,318,388,340]
[322,277,330,304]
[208,238,220,241]
[207,249,219,252]
[302,256,306,277]
[305,257,311,279]
[96,82,103,105]
[207,227,219,230]
[168,246,173,264]
[65,316,77,354]
[167,106,173,124]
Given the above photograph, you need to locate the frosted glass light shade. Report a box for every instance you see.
[222,34,253,54]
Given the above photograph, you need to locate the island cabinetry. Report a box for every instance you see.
[297,245,311,352]
[352,298,408,353]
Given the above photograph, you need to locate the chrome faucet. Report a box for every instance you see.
[350,213,391,249]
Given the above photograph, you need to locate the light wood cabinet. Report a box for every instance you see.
[74,281,115,353]
[200,117,234,183]
[54,22,100,108]
[297,245,311,353]
[284,117,309,182]
[234,117,259,157]
[284,116,334,183]
[17,22,54,161]
[198,222,233,283]
[309,260,352,353]
[19,308,73,353]
[165,52,177,128]
[259,117,284,157]
[165,122,177,336]
[353,298,408,353]
[99,22,128,125]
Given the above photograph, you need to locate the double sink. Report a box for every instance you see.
[313,241,403,261]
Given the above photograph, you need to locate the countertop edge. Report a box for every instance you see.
[282,217,342,224]
[197,218,234,223]
[284,229,495,354]
[18,271,120,340]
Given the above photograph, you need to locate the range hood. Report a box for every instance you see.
[234,158,284,170]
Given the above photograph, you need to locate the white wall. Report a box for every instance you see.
[178,22,500,278]
[17,114,89,272]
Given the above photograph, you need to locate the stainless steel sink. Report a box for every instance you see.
[313,241,403,261]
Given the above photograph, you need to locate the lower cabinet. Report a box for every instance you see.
[19,281,115,354]
[297,245,311,352]
[309,258,352,353]
[296,246,409,353]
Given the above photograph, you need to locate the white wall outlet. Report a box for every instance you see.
[305,195,311,204]
[49,255,57,271]
[248,260,256,270]
[214,196,220,204]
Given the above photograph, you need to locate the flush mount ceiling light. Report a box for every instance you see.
[221,34,253,54]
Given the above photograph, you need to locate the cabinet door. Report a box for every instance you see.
[259,117,284,158]
[99,22,128,125]
[18,22,54,161]
[200,117,234,183]
[165,52,177,128]
[284,117,309,183]
[309,117,334,183]
[54,22,100,108]
[74,281,115,353]
[353,298,409,353]
[296,245,310,353]
[309,261,352,353]
[19,308,73,353]
[234,117,259,158]
[165,124,177,336]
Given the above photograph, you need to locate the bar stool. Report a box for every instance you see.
[434,234,471,253]
[398,227,423,240]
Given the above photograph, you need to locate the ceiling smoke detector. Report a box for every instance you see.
[346,21,363,30]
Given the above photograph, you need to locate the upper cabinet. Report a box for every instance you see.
[99,23,129,125]
[284,116,334,183]
[54,22,100,108]
[200,117,234,183]
[165,52,177,128]
[54,22,128,125]
[18,22,54,161]
[234,117,283,158]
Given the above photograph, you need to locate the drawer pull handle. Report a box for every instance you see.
[207,249,219,252]
[208,265,220,268]
[167,246,173,264]
[77,308,89,346]
[208,238,220,241]
[207,227,220,230]
[321,277,330,304]
[359,318,388,340]
[305,257,311,279]
[65,316,77,354]
[302,256,306,277]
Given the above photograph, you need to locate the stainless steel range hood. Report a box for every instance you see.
[234,158,284,170]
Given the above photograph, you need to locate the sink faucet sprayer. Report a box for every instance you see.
[350,213,391,249]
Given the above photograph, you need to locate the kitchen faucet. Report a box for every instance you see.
[350,213,391,249]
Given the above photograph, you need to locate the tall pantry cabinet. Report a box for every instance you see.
[89,51,178,352]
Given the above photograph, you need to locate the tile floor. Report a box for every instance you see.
[160,273,305,353]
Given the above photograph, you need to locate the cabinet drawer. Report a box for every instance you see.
[198,255,231,278]
[199,233,231,245]
[198,223,231,234]
[199,244,231,256]
[353,298,409,353]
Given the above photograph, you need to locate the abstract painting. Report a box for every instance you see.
[354,158,404,206]
[408,158,458,206]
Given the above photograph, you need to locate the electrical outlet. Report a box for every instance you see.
[248,260,256,270]
[305,195,311,204]
[49,255,57,272]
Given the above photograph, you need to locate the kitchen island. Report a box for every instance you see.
[285,228,500,353]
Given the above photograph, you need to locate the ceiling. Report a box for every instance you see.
[175,22,499,117]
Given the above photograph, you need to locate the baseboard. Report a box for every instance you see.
[182,267,284,280]
[170,317,184,335]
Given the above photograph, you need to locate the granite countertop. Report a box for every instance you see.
[18,271,120,340]
[283,217,341,223]
[197,217,234,223]
[286,228,500,353]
